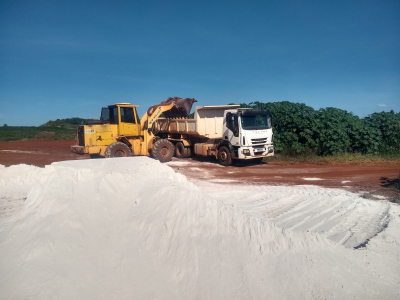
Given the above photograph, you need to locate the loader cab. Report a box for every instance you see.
[101,104,141,136]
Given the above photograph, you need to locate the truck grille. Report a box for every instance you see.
[251,138,267,145]
[78,126,85,146]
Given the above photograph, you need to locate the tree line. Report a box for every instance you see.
[236,101,400,156]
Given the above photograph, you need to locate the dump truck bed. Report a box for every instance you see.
[155,105,239,139]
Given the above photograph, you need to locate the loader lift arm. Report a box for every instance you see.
[139,97,197,156]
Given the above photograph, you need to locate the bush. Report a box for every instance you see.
[236,101,399,156]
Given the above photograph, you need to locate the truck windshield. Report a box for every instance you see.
[241,115,272,130]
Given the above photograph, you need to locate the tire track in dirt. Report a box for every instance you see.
[194,182,391,248]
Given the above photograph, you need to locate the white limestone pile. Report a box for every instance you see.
[0,158,398,299]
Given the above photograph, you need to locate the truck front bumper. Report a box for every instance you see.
[237,145,274,159]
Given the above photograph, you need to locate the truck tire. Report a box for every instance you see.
[184,147,192,158]
[105,142,131,158]
[175,142,185,158]
[152,139,175,163]
[218,146,232,166]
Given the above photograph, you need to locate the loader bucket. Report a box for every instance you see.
[147,97,197,119]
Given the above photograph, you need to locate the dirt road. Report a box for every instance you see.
[0,139,399,197]
[0,140,84,167]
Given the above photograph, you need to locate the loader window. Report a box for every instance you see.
[109,106,119,124]
[120,107,136,124]
[100,108,109,122]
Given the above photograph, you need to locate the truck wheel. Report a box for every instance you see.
[175,142,185,158]
[218,146,232,166]
[152,139,175,163]
[184,147,192,158]
[105,142,131,158]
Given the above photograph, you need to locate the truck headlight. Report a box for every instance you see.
[268,146,274,153]
[243,149,250,155]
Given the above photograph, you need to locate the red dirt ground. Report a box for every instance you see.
[0,140,399,198]
[0,140,85,167]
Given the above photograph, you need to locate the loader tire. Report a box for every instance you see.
[152,139,175,163]
[175,142,185,158]
[105,142,131,158]
[218,146,232,166]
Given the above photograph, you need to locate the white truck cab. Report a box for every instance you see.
[224,108,274,159]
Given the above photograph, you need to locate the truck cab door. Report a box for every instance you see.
[224,113,240,146]
[118,106,140,136]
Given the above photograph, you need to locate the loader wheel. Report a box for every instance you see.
[152,139,174,163]
[175,142,185,158]
[218,146,232,166]
[105,142,131,158]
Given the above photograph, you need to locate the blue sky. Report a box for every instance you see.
[0,0,399,126]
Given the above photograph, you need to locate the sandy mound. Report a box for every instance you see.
[194,181,391,248]
[0,164,43,219]
[0,158,399,299]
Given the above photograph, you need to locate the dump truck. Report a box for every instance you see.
[155,105,274,166]
[71,97,196,162]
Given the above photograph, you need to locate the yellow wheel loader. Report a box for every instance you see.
[71,97,197,162]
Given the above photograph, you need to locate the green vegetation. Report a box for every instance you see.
[0,126,76,142]
[0,118,96,142]
[235,101,400,157]
[41,117,97,129]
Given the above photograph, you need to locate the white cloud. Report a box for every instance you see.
[377,104,388,107]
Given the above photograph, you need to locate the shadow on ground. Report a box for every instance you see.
[187,156,267,167]
[380,176,400,203]
[380,176,400,189]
